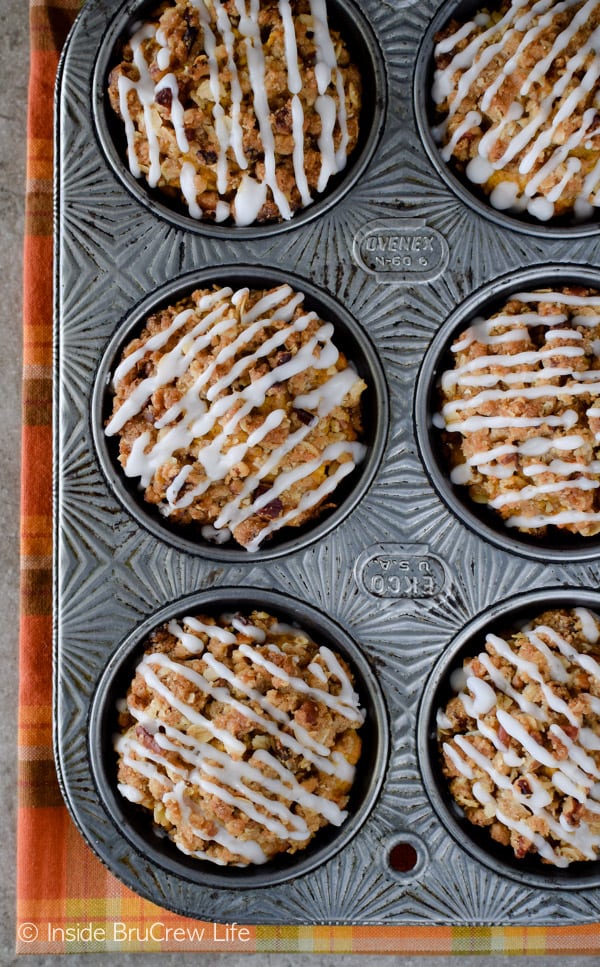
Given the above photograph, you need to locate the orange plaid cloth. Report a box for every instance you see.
[16,0,600,955]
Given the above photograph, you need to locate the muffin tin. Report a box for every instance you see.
[55,0,600,925]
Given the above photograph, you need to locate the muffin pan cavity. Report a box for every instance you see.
[414,0,600,238]
[91,0,387,238]
[88,587,388,891]
[91,265,388,561]
[415,264,600,563]
[418,588,600,890]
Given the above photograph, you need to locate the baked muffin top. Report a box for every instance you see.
[115,609,364,866]
[436,286,600,537]
[105,283,367,551]
[107,0,362,225]
[432,0,600,221]
[438,606,600,866]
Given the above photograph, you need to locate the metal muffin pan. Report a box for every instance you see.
[55,0,600,925]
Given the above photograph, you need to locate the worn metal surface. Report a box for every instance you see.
[55,0,600,925]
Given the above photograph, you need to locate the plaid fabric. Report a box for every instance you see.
[16,0,600,955]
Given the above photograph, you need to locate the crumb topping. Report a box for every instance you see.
[108,0,362,225]
[433,0,600,221]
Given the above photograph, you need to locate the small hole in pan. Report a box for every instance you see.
[389,842,418,872]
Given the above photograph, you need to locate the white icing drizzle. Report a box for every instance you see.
[440,610,600,865]
[169,615,236,646]
[188,633,336,758]
[228,440,365,553]
[167,781,267,864]
[118,739,187,780]
[116,614,363,865]
[279,0,312,206]
[116,0,351,223]
[440,110,481,162]
[451,312,569,352]
[107,285,365,550]
[576,606,600,642]
[443,380,600,417]
[433,0,600,219]
[118,24,167,186]
[212,1,247,170]
[439,410,580,432]
[441,345,586,392]
[137,657,247,756]
[308,660,328,682]
[489,477,599,509]
[439,290,600,531]
[537,622,600,677]
[239,0,293,220]
[237,641,364,722]
[180,162,204,218]
[444,740,475,779]
[464,675,496,714]
[117,782,144,803]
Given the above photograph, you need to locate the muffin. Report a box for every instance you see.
[107,0,362,225]
[437,606,600,866]
[435,286,600,537]
[115,609,365,866]
[104,283,367,551]
[432,0,600,222]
